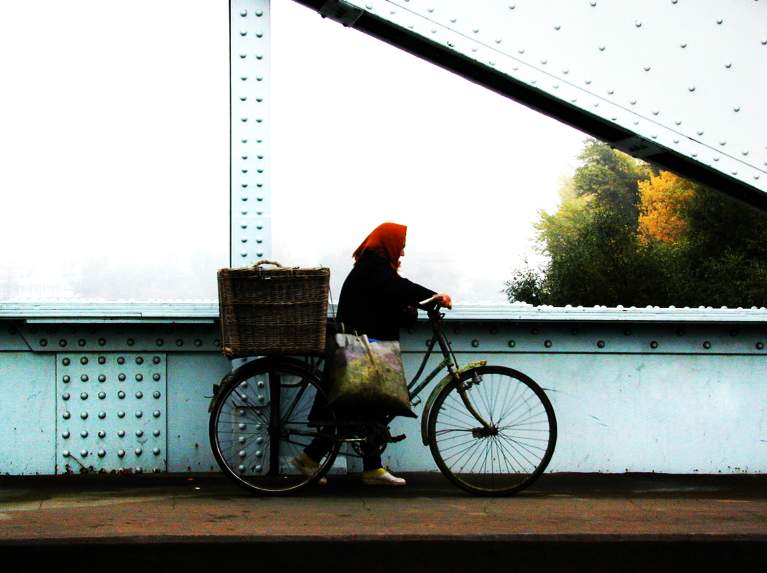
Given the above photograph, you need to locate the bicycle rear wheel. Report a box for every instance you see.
[209,358,339,495]
[428,365,556,496]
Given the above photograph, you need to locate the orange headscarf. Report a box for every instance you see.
[352,222,407,271]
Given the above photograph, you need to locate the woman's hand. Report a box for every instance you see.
[434,293,453,309]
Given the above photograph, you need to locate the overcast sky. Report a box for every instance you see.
[0,1,586,304]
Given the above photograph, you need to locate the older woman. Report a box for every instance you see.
[293,222,451,486]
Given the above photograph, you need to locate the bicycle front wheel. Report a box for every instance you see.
[428,365,557,496]
[209,358,340,495]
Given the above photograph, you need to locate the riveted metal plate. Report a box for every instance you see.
[20,324,221,353]
[231,0,271,267]
[0,321,30,351]
[401,323,767,355]
[56,353,167,473]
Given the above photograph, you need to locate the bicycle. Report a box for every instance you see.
[208,296,557,496]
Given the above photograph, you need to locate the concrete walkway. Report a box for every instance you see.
[1,473,766,571]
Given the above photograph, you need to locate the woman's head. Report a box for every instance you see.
[353,222,407,271]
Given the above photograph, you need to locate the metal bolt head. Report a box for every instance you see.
[81,374,89,382]
[62,430,70,439]
[62,392,70,401]
[239,450,247,458]
[80,357,88,365]
[118,391,126,399]
[135,447,142,456]
[118,430,126,437]
[63,375,70,383]
[81,450,88,457]
[80,392,88,400]
[136,391,143,399]
[81,430,88,438]
[98,375,106,382]
[153,391,161,399]
[118,450,125,458]
[98,356,106,365]
[597,340,606,349]
[98,430,106,438]
[153,410,161,418]
[153,448,160,456]
[136,374,143,382]
[135,411,143,418]
[98,391,106,399]
[136,356,144,365]
[98,449,106,458]
[80,411,88,420]
[117,356,125,365]
[153,373,161,381]
[62,358,71,366]
[153,429,161,437]
[650,341,659,349]
[153,356,161,364]
[63,450,70,458]
[63,411,71,420]
[118,373,126,381]
[136,430,144,437]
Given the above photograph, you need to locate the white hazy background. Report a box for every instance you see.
[0,0,586,305]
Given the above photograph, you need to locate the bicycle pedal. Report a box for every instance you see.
[389,433,406,443]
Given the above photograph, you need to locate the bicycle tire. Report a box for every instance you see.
[209,357,340,495]
[427,365,557,496]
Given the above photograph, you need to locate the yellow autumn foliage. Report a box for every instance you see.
[638,171,696,244]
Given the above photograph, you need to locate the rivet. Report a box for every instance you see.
[176,339,184,347]
[756,342,764,350]
[635,20,642,28]
[194,339,203,347]
[81,430,88,438]
[240,9,246,16]
[63,450,70,457]
[156,338,164,347]
[643,65,651,72]
[135,447,143,456]
[544,340,553,348]
[508,340,516,348]
[597,340,606,348]
[117,450,125,458]
[650,341,659,349]
[98,430,106,438]
[78,339,86,347]
[98,356,106,365]
[62,430,70,439]
[40,339,48,347]
[98,375,106,383]
[63,411,71,419]
[118,430,125,437]
[255,465,263,472]
[733,106,740,112]
[127,338,135,346]
[136,430,144,437]
[716,18,724,25]
[80,392,88,400]
[135,356,144,365]
[98,450,106,458]
[62,358,71,366]
[255,9,263,17]
[256,451,263,458]
[256,437,264,444]
[153,391,161,399]
[63,375,70,383]
[152,356,161,364]
[153,373,161,381]
[703,341,712,349]
[239,450,247,459]
[81,356,88,365]
[239,423,247,430]
[62,392,70,401]
[136,374,143,381]
[118,373,126,381]
[117,357,125,365]
[153,448,161,456]
[725,62,732,69]
[680,41,687,48]
[80,411,88,419]
[135,411,143,418]
[239,436,246,444]
[81,374,89,382]
[118,411,125,419]
[59,339,67,347]
[136,391,143,399]
[471,339,480,348]
[153,429,161,437]
[118,391,126,399]
[81,450,88,458]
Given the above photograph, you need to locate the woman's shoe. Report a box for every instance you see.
[361,467,406,486]
[290,451,328,486]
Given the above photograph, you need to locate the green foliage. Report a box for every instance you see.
[506,139,767,307]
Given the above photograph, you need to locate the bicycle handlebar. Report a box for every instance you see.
[418,295,450,312]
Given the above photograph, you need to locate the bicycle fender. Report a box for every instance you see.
[420,360,487,445]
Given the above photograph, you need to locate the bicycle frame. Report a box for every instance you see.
[403,308,493,433]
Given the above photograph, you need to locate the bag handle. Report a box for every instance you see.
[251,260,283,269]
[360,334,384,378]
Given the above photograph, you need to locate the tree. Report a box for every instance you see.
[638,171,695,244]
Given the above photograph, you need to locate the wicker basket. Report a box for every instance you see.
[217,260,330,358]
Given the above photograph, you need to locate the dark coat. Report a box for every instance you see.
[335,251,436,341]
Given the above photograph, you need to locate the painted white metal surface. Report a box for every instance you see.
[231,0,272,267]
[336,0,767,193]
[4,301,767,323]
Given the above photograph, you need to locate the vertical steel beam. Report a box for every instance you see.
[230,0,271,267]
